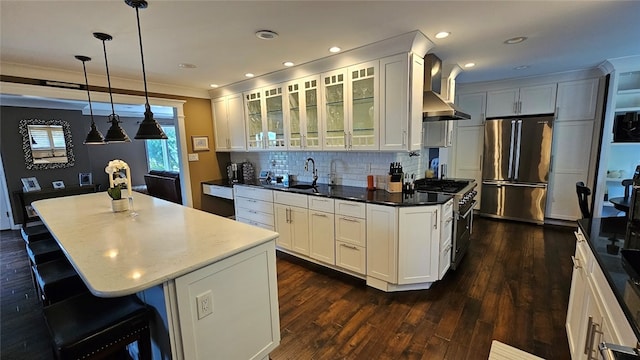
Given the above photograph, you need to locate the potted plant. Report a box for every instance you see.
[105,160,131,212]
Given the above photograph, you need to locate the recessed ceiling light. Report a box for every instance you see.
[514,65,530,70]
[464,63,476,68]
[210,84,219,88]
[283,61,294,67]
[435,32,450,39]
[178,63,196,69]
[329,46,341,53]
[245,73,255,78]
[255,30,278,40]
[504,36,528,44]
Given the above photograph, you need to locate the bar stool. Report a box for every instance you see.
[43,292,152,360]
[33,258,88,305]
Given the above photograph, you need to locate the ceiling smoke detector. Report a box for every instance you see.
[255,30,279,40]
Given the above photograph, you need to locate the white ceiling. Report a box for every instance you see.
[1,0,639,95]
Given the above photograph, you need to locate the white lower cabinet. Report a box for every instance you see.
[566,228,637,359]
[234,185,274,230]
[309,210,335,265]
[366,201,452,291]
[274,192,309,255]
[334,200,366,275]
[336,241,366,274]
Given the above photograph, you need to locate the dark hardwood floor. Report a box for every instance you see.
[1,217,575,359]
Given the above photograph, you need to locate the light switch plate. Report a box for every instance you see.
[188,153,199,162]
[196,290,213,319]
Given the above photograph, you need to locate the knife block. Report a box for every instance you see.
[386,176,403,193]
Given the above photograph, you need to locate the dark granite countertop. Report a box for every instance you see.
[202,179,453,207]
[577,217,640,341]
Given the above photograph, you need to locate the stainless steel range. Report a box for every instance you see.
[414,178,478,270]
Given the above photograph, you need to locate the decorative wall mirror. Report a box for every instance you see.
[19,118,75,170]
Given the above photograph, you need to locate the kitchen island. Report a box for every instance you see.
[32,192,280,360]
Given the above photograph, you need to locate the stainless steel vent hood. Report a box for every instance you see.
[423,54,470,121]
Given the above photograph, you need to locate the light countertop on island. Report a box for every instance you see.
[32,191,279,297]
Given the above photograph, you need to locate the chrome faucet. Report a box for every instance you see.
[304,157,318,187]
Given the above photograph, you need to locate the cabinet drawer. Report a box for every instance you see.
[335,200,366,218]
[236,217,275,231]
[335,216,366,247]
[336,241,366,275]
[438,241,452,279]
[234,185,273,202]
[442,199,453,220]
[308,197,334,213]
[274,191,308,208]
[441,215,453,246]
[236,208,274,227]
[203,184,234,200]
[235,197,274,214]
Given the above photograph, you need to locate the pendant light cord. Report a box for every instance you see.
[80,60,96,122]
[134,6,151,107]
[101,39,117,116]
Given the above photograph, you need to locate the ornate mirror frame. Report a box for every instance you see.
[19,118,75,170]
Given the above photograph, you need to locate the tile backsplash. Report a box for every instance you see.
[229,148,447,188]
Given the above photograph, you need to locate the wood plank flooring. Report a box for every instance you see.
[1,217,575,359]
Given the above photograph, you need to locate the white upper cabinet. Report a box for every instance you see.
[244,84,286,151]
[555,78,599,121]
[212,94,246,151]
[456,92,486,127]
[321,60,379,151]
[379,53,424,151]
[285,75,322,150]
[486,84,557,118]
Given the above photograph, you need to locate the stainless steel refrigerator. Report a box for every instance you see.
[480,115,554,224]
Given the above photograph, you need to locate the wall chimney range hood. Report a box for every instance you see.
[423,54,470,121]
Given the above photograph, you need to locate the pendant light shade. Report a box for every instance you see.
[75,55,106,145]
[125,0,168,140]
[94,32,131,143]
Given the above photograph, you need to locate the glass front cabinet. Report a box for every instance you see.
[285,75,322,150]
[244,85,286,150]
[321,60,379,151]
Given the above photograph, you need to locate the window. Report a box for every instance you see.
[146,126,179,172]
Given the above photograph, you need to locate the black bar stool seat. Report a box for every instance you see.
[33,258,88,304]
[27,238,63,265]
[21,224,52,243]
[43,292,152,360]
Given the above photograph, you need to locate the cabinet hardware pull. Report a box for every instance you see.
[402,130,407,146]
[341,217,359,223]
[313,213,328,218]
[571,255,581,269]
[433,210,438,230]
[584,316,593,355]
[445,217,453,225]
[341,244,358,250]
[513,102,518,114]
[555,106,559,120]
[344,132,348,149]
[587,322,602,360]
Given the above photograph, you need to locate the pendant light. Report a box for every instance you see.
[94,32,131,143]
[76,55,106,144]
[125,0,168,140]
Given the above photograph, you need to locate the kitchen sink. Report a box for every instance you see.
[290,184,316,190]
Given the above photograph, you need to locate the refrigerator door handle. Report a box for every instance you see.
[508,120,516,179]
[514,119,523,180]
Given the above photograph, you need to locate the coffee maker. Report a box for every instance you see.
[625,165,640,249]
[226,163,243,183]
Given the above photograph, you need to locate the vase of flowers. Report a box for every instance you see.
[105,159,132,212]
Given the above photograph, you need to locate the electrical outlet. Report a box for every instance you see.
[196,290,213,319]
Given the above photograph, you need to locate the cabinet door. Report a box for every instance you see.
[264,85,286,150]
[409,54,425,151]
[379,53,409,151]
[322,68,348,150]
[227,93,247,151]
[453,125,484,209]
[349,61,379,150]
[556,78,599,121]
[289,206,309,256]
[486,88,519,118]
[546,120,594,220]
[303,76,322,150]
[423,121,452,148]
[336,242,366,275]
[456,92,486,127]
[519,84,557,115]
[335,215,366,247]
[286,81,303,150]
[397,206,439,285]
[309,211,335,265]
[566,241,589,359]
[212,97,230,151]
[244,90,265,150]
[366,204,397,283]
[274,204,292,250]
